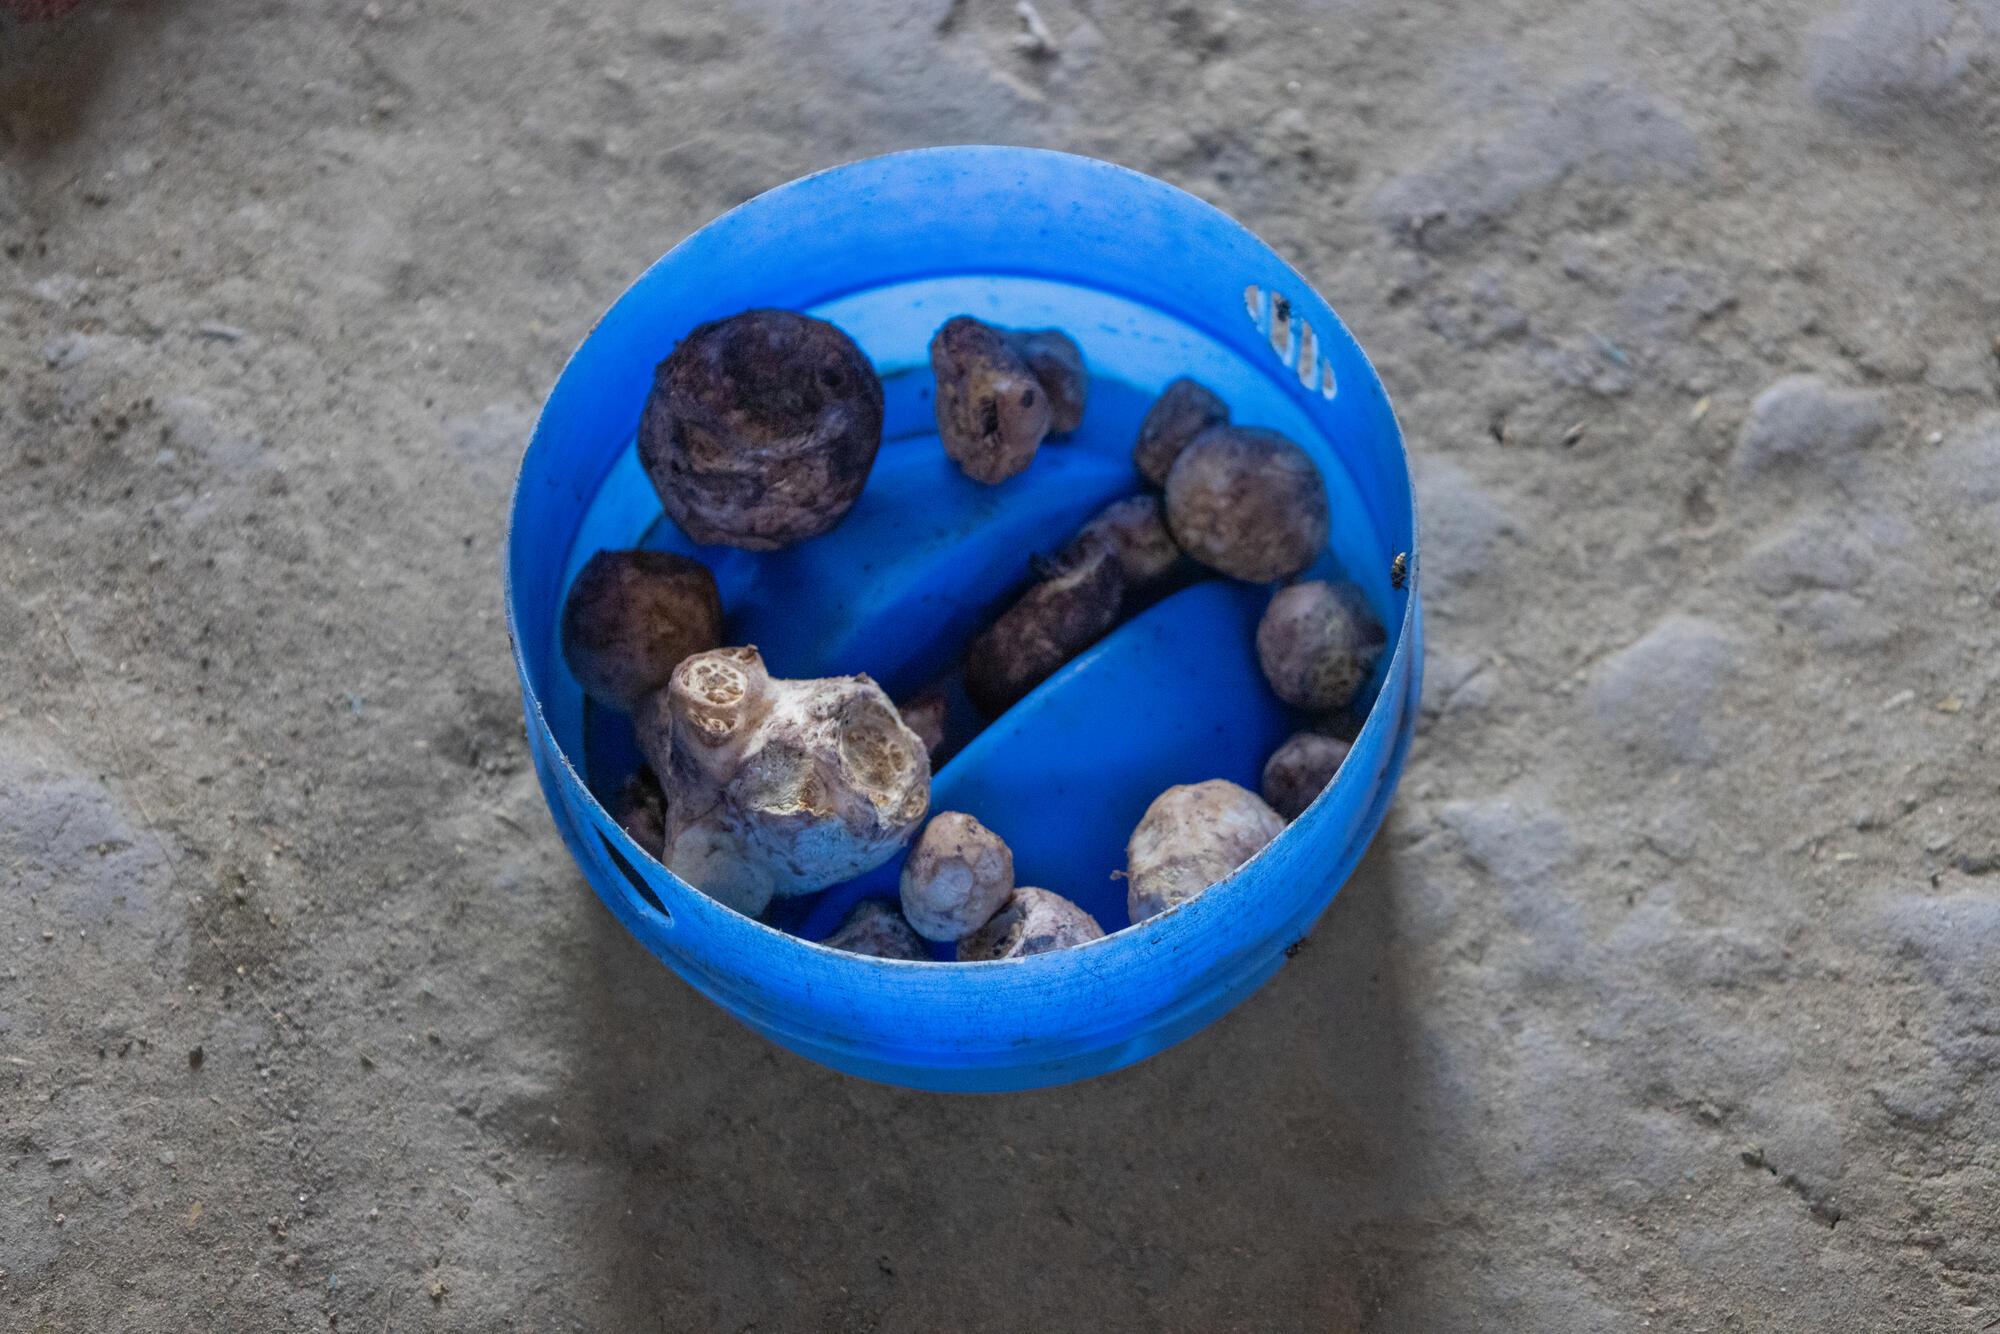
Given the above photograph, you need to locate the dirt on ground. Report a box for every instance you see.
[3,1,1999,1329]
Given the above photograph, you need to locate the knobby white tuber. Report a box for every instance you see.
[823,899,929,960]
[1164,426,1329,582]
[1125,779,1285,923]
[561,549,724,712]
[633,647,931,917]
[639,308,884,550]
[1255,581,1384,711]
[1261,731,1351,821]
[957,886,1103,961]
[900,812,1015,942]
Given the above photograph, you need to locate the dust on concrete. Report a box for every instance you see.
[4,0,1999,1329]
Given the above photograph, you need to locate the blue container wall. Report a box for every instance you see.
[506,147,1421,1092]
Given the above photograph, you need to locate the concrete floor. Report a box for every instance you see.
[3,1,1998,1328]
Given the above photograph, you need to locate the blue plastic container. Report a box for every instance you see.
[506,147,1421,1092]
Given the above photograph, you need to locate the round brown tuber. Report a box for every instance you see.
[560,549,724,711]
[1003,328,1088,434]
[896,688,949,761]
[1255,581,1385,711]
[1125,779,1286,923]
[1163,426,1330,582]
[638,308,884,550]
[900,812,1015,942]
[930,316,1054,484]
[612,765,668,857]
[823,900,929,961]
[956,887,1103,961]
[962,537,1125,716]
[1261,732,1351,821]
[1134,377,1229,488]
[1060,494,1186,592]
[634,647,931,916]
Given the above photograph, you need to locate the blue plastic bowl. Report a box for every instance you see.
[506,147,1421,1092]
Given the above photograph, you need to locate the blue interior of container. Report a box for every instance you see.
[562,276,1392,953]
[506,147,1420,1090]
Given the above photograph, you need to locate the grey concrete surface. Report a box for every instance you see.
[3,1,1997,1328]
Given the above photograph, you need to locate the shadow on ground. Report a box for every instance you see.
[561,830,1431,1331]
[1,1,187,160]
